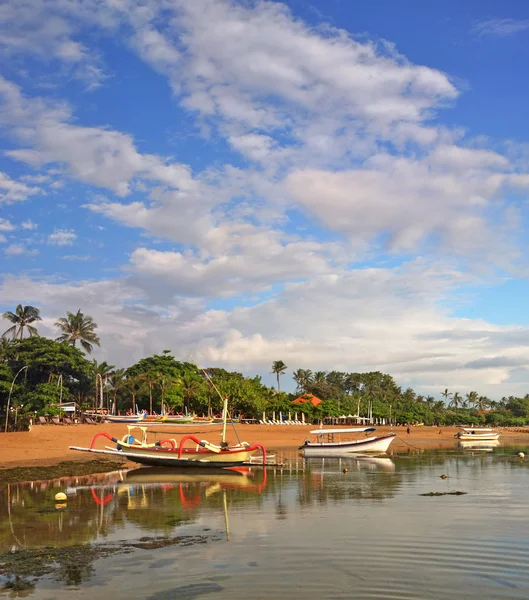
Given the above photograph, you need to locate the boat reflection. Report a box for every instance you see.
[458,439,500,452]
[0,467,268,552]
[305,454,396,472]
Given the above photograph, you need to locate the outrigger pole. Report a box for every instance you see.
[187,351,233,446]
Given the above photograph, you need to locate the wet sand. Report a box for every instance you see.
[1,423,528,470]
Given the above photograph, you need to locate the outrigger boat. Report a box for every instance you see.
[104,412,147,423]
[70,397,266,468]
[299,427,396,456]
[456,427,500,441]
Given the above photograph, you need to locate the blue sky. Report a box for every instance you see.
[1,0,529,397]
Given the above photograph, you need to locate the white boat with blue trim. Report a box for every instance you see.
[299,427,396,456]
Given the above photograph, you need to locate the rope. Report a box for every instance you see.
[395,435,424,451]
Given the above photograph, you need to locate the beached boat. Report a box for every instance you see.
[104,413,147,423]
[70,398,266,468]
[299,427,396,456]
[456,427,500,441]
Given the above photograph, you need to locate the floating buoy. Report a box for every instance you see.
[518,452,525,458]
[440,474,447,479]
[55,492,67,502]
[343,468,348,474]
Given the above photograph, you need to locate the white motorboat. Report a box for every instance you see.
[299,427,396,456]
[456,427,500,441]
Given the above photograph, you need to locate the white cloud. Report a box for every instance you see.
[0,218,15,232]
[4,243,38,256]
[1,261,529,398]
[0,234,6,244]
[21,219,38,230]
[472,18,529,37]
[48,229,76,246]
[0,1,107,88]
[128,229,340,297]
[284,148,525,256]
[0,171,40,203]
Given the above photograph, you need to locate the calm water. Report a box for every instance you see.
[2,446,529,599]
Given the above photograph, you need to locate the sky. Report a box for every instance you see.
[1,0,529,398]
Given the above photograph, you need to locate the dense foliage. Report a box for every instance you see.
[1,305,529,429]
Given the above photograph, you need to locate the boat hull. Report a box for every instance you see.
[104,416,145,423]
[70,445,258,468]
[301,433,396,456]
[457,432,500,441]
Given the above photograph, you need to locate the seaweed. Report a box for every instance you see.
[419,491,467,496]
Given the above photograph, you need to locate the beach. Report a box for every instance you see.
[1,423,528,471]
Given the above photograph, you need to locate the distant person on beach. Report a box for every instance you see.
[407,426,411,436]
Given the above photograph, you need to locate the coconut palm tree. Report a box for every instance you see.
[108,368,127,414]
[293,369,313,394]
[55,309,100,353]
[2,304,42,340]
[441,388,452,404]
[466,391,478,410]
[271,360,288,393]
[449,392,462,410]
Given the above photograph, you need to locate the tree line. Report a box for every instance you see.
[2,305,529,430]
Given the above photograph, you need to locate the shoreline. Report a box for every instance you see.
[1,424,528,483]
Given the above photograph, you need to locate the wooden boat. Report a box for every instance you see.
[141,414,194,425]
[104,412,146,423]
[456,427,500,441]
[299,427,396,456]
[70,398,266,468]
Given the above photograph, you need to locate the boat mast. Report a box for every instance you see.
[221,396,228,444]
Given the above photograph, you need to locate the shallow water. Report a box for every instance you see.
[2,446,529,599]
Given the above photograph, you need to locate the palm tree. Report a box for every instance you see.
[55,309,101,353]
[293,369,313,394]
[2,304,42,340]
[181,372,204,414]
[90,359,115,409]
[441,388,452,404]
[271,360,288,393]
[108,368,127,414]
[466,391,478,410]
[449,392,462,410]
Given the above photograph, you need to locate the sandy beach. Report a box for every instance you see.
[1,423,528,470]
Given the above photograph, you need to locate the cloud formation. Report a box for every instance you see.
[0,0,529,398]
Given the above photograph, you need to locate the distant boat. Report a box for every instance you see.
[104,413,146,423]
[299,427,396,456]
[456,427,500,441]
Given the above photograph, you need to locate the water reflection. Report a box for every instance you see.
[3,450,529,599]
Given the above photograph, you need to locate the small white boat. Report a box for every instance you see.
[299,427,396,456]
[105,412,146,423]
[456,427,500,441]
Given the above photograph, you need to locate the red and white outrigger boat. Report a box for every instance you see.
[70,397,266,468]
[299,427,396,456]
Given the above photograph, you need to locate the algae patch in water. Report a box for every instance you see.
[419,491,467,496]
[0,535,221,587]
[0,460,127,485]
